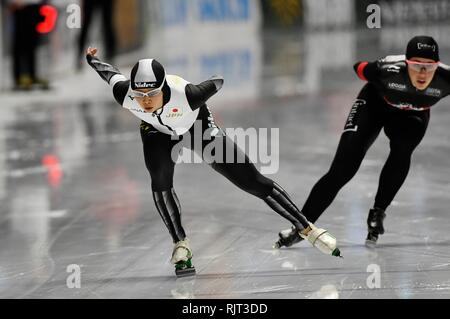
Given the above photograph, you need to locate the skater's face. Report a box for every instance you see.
[134,88,164,113]
[407,57,438,90]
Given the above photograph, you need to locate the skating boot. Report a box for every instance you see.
[300,223,342,258]
[273,226,304,249]
[14,75,33,91]
[171,239,196,277]
[366,208,386,247]
[32,78,51,90]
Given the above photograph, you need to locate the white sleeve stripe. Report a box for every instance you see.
[439,62,450,70]
[109,74,128,87]
[380,55,405,62]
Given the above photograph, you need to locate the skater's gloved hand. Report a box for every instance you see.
[208,75,224,91]
[86,47,98,57]
[86,47,99,64]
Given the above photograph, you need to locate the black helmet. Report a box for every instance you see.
[130,59,166,90]
[406,36,440,62]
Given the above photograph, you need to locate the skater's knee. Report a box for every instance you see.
[215,162,274,198]
[390,139,419,154]
[256,173,274,189]
[243,173,274,198]
[387,117,426,148]
[233,175,272,199]
[151,171,174,191]
[151,182,173,192]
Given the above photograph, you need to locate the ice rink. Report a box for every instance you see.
[1,16,450,298]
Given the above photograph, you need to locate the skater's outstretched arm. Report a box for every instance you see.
[186,76,224,110]
[86,47,130,105]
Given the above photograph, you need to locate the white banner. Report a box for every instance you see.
[304,0,355,28]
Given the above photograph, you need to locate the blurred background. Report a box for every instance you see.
[0,0,449,298]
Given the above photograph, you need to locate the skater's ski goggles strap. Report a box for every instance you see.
[406,59,439,72]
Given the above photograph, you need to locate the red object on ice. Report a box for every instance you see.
[42,154,58,166]
[36,5,58,34]
[42,154,63,187]
[173,108,178,113]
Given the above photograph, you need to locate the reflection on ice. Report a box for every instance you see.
[308,284,339,299]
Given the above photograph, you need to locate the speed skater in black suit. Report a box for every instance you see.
[276,36,450,249]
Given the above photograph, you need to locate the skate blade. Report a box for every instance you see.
[175,267,196,278]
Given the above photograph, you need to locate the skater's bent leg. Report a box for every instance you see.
[152,189,186,243]
[373,147,413,210]
[264,182,310,230]
[141,124,186,243]
[366,112,428,245]
[301,132,376,223]
[302,87,383,223]
[374,112,429,210]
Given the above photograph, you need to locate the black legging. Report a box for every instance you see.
[141,106,309,242]
[302,83,429,223]
[12,4,41,84]
[78,0,116,61]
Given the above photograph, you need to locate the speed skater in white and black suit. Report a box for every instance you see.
[86,47,342,277]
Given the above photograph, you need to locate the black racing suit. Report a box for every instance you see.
[302,55,450,223]
[87,55,310,243]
